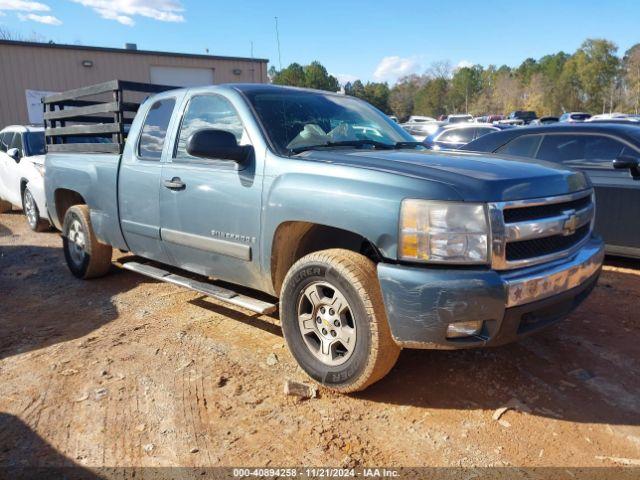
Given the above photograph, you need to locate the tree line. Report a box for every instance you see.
[270,38,640,121]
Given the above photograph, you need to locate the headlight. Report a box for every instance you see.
[34,163,45,177]
[399,200,490,264]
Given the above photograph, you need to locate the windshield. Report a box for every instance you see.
[26,131,45,156]
[243,90,414,155]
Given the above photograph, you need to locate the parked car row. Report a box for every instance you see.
[460,123,640,259]
[0,126,109,231]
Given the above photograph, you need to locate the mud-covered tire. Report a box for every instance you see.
[62,205,113,279]
[22,187,50,232]
[0,199,12,213]
[280,249,401,393]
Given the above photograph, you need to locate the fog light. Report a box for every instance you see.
[446,320,483,339]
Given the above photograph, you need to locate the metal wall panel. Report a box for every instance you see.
[0,41,268,126]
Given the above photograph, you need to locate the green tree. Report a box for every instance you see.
[448,65,483,113]
[413,78,448,117]
[624,44,640,113]
[271,61,339,92]
[389,75,422,120]
[573,39,620,112]
[303,61,340,91]
[271,62,306,87]
[516,58,540,85]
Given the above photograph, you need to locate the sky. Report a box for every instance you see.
[1,0,640,84]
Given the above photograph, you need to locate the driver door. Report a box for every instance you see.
[535,133,640,252]
[159,93,263,288]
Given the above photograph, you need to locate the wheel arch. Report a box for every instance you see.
[269,221,382,297]
[53,188,86,227]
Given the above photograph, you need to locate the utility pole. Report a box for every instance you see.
[274,16,283,71]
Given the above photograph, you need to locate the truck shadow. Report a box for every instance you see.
[0,245,153,361]
[360,260,640,427]
[0,412,102,479]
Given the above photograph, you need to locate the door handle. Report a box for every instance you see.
[163,177,186,190]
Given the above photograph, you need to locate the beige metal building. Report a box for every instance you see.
[0,40,269,126]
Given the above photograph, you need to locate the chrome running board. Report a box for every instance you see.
[120,261,277,315]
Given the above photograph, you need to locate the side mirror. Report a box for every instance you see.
[186,129,252,163]
[613,155,640,180]
[7,148,20,162]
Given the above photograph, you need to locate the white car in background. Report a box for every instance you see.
[0,125,50,231]
[401,115,441,140]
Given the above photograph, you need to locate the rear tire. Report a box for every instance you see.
[0,199,11,213]
[280,249,400,393]
[62,205,113,279]
[22,187,49,232]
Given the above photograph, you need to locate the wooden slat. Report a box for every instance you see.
[44,101,119,120]
[46,143,121,154]
[43,80,120,104]
[118,80,176,94]
[45,123,121,136]
[56,100,139,109]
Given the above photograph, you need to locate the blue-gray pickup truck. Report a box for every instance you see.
[44,81,604,392]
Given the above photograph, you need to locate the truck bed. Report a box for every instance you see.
[43,80,175,154]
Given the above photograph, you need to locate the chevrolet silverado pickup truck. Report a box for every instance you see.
[44,80,604,392]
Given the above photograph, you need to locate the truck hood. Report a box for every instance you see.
[299,149,590,202]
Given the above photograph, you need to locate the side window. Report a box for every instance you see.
[10,132,23,156]
[536,134,629,168]
[138,98,176,160]
[438,128,474,144]
[496,134,542,157]
[475,127,497,139]
[174,94,249,162]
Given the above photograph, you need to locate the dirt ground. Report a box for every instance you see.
[1,209,639,473]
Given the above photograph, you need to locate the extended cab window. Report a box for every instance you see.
[496,134,542,157]
[175,94,249,162]
[138,98,176,160]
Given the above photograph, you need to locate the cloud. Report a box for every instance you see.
[71,0,185,26]
[18,12,61,24]
[0,0,49,12]
[373,56,421,83]
[456,60,474,69]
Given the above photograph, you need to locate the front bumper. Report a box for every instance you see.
[377,235,604,349]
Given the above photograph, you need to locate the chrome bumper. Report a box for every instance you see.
[504,237,604,307]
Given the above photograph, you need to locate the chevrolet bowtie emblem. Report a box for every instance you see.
[562,210,578,236]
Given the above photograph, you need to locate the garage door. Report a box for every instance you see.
[150,66,214,87]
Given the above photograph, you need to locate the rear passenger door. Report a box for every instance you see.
[119,96,178,262]
[535,133,640,253]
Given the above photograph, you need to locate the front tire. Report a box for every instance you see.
[62,205,113,279]
[280,249,400,393]
[22,187,50,232]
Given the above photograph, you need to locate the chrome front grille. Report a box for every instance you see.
[489,190,595,270]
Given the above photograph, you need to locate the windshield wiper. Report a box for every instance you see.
[290,139,426,155]
[394,141,425,149]
[290,139,396,154]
